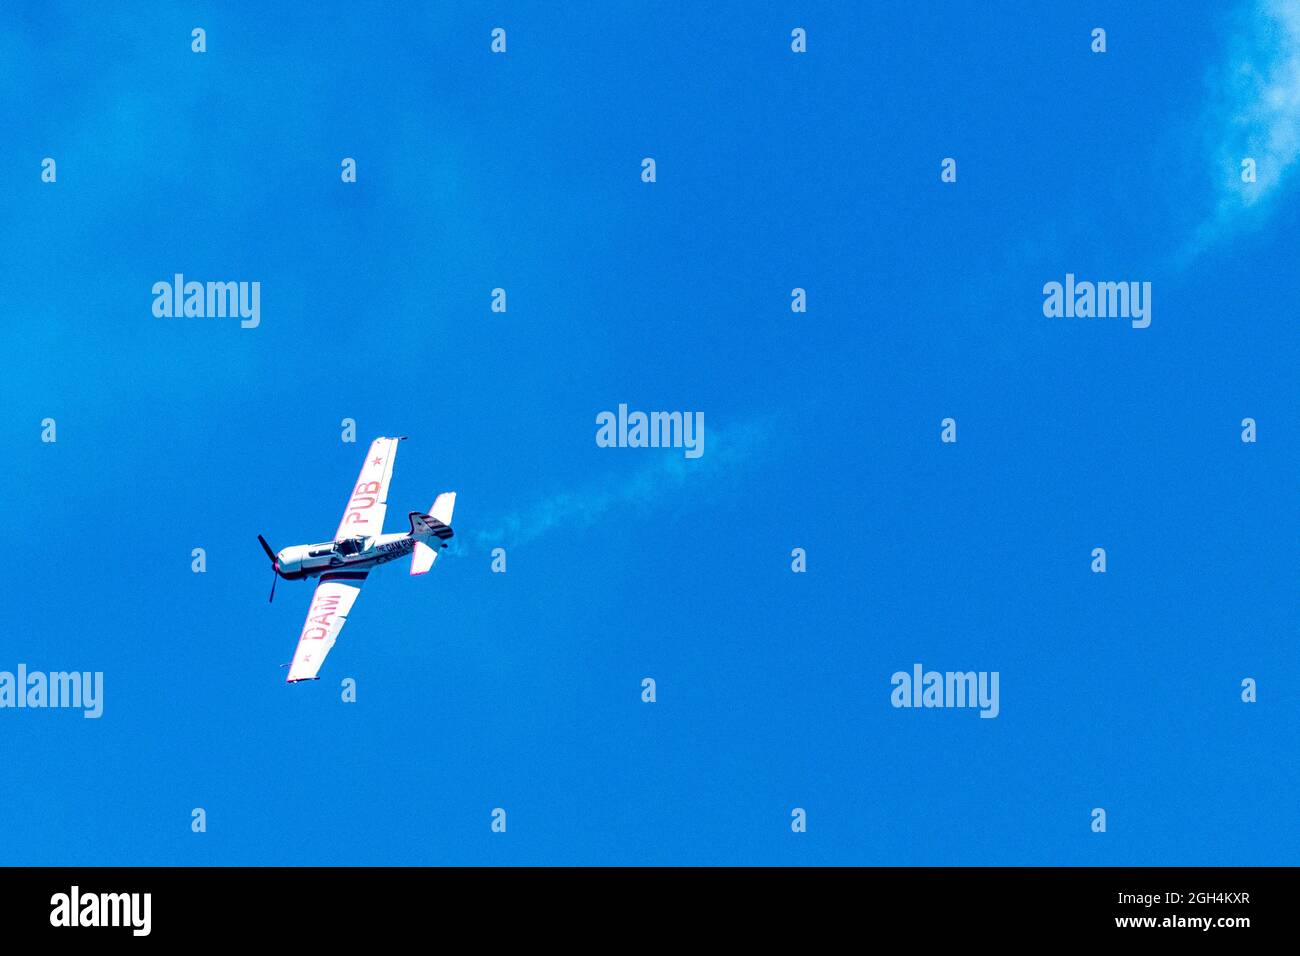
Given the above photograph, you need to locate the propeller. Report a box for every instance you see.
[258,535,280,603]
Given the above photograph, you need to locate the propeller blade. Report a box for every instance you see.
[258,535,276,564]
[269,569,278,604]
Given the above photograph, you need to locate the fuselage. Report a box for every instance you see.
[274,533,415,581]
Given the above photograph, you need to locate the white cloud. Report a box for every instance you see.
[1188,0,1300,256]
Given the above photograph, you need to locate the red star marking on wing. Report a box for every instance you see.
[371,456,382,466]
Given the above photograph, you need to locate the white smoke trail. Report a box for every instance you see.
[462,417,770,552]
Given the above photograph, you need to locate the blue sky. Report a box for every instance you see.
[1,1,1296,865]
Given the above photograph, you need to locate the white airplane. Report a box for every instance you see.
[257,436,457,683]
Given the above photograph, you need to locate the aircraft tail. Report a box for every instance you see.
[409,492,456,575]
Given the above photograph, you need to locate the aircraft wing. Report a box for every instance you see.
[335,436,403,540]
[285,572,367,682]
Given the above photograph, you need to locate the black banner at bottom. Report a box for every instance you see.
[0,866,1288,941]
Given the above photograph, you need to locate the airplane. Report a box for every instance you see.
[257,436,457,683]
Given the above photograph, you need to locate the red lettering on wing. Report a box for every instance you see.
[301,595,342,640]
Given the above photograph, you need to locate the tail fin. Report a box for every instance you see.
[409,492,457,575]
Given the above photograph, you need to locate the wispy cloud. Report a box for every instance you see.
[463,417,771,552]
[1186,0,1300,258]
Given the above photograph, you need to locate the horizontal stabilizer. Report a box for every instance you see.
[430,491,456,527]
[409,492,457,576]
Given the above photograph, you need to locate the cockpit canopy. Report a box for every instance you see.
[335,537,368,556]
